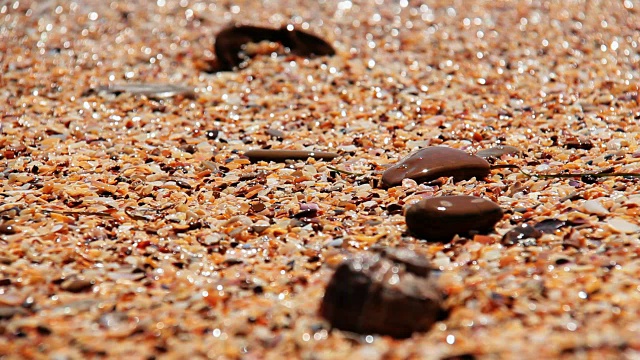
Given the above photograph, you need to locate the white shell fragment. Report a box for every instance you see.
[606,218,640,234]
[582,199,609,216]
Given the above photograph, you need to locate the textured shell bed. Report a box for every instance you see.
[2,0,640,359]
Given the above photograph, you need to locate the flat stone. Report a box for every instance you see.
[96,83,195,99]
[320,249,445,338]
[502,223,542,246]
[533,219,568,233]
[382,147,490,187]
[60,278,95,293]
[405,195,503,242]
[476,145,521,159]
[244,149,339,163]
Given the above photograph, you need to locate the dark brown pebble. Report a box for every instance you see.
[244,149,339,163]
[223,258,245,266]
[61,278,95,293]
[206,130,219,140]
[320,250,445,338]
[476,145,521,159]
[382,147,490,187]
[175,180,192,189]
[581,174,599,184]
[385,203,403,214]
[0,278,11,286]
[293,209,317,219]
[211,25,335,72]
[533,219,568,233]
[250,202,266,213]
[564,138,594,150]
[95,83,195,99]
[0,306,28,319]
[405,195,503,242]
[502,223,542,246]
[0,222,17,235]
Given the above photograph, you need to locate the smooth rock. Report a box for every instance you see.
[60,278,95,293]
[244,149,339,163]
[405,195,503,242]
[96,83,195,99]
[320,249,445,338]
[476,145,521,159]
[382,147,490,187]
[0,222,17,235]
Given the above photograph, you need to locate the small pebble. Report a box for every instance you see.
[564,138,594,150]
[502,223,542,246]
[382,147,490,187]
[476,145,521,159]
[320,249,445,338]
[60,278,95,293]
[0,222,17,235]
[244,149,339,163]
[266,128,285,139]
[250,202,266,213]
[95,83,194,99]
[581,174,598,184]
[405,195,503,242]
[533,219,568,233]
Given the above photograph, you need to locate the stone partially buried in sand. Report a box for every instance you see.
[405,195,503,242]
[95,83,195,99]
[319,249,445,338]
[244,149,339,163]
[382,147,490,187]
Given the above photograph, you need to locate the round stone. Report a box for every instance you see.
[319,250,445,338]
[382,147,490,187]
[405,195,503,242]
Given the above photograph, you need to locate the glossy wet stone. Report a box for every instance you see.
[211,25,335,72]
[320,250,445,338]
[382,147,490,187]
[405,195,503,242]
[476,145,521,159]
[244,149,339,163]
[95,83,195,99]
